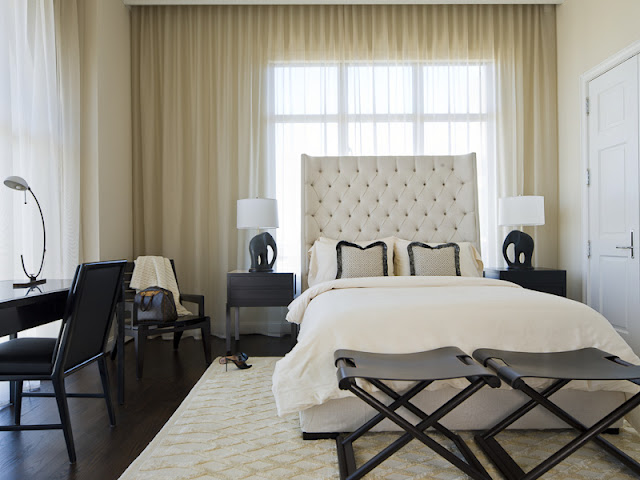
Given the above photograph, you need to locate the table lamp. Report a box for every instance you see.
[498,196,544,270]
[4,176,47,287]
[237,198,279,272]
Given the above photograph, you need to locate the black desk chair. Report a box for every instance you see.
[0,260,126,463]
[119,261,212,379]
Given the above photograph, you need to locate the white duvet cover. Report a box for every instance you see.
[272,276,640,424]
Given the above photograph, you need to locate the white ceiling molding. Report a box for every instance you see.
[124,0,563,5]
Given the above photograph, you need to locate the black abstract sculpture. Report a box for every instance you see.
[249,232,277,272]
[502,230,534,270]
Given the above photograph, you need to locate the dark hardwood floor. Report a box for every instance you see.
[0,334,291,480]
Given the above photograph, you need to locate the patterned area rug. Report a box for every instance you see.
[120,357,640,480]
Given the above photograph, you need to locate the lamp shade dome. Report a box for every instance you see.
[4,176,29,191]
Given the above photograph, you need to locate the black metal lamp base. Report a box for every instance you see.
[502,230,535,270]
[13,278,46,289]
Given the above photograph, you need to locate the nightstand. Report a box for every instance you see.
[226,270,296,352]
[483,267,567,297]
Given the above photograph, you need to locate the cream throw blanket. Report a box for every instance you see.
[130,256,191,316]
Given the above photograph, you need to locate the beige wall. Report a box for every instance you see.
[78,0,99,262]
[97,0,133,261]
[79,0,133,262]
[557,0,640,300]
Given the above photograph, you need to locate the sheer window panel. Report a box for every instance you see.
[274,122,339,273]
[473,120,497,268]
[274,66,339,115]
[424,66,451,114]
[424,122,450,155]
[347,66,413,115]
[467,121,492,262]
[467,66,483,114]
[450,122,477,155]
[348,123,413,156]
[424,65,489,115]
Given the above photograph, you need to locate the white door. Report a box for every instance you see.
[588,54,640,354]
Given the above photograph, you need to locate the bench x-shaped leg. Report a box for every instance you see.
[476,379,640,480]
[336,377,493,480]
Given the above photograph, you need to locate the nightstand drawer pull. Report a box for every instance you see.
[616,230,634,259]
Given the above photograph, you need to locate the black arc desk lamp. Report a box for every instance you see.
[4,176,47,288]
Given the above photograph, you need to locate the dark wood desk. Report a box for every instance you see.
[0,280,70,337]
[0,279,127,404]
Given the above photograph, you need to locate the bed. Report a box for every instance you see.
[272,153,640,435]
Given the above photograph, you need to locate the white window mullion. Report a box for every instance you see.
[338,64,350,155]
[414,64,424,155]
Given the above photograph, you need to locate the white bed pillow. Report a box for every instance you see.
[394,238,483,277]
[308,237,395,287]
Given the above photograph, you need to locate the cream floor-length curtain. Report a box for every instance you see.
[131,5,558,337]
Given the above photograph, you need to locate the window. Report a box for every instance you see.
[269,62,496,274]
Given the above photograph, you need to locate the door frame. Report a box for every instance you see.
[580,39,640,303]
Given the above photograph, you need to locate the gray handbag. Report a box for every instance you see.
[135,286,178,323]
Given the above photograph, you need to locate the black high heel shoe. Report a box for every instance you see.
[220,354,251,371]
[224,351,249,361]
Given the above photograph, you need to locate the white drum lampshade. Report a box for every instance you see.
[499,196,545,227]
[498,196,544,270]
[237,198,279,229]
[237,198,279,272]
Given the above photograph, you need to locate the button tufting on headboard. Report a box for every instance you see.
[301,153,479,290]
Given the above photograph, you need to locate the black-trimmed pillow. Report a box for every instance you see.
[336,241,388,279]
[408,242,461,276]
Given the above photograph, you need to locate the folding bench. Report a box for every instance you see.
[473,347,640,480]
[334,347,501,480]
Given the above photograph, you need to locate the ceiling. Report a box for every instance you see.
[124,0,563,5]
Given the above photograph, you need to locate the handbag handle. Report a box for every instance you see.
[139,292,155,311]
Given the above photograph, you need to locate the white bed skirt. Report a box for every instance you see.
[299,388,626,433]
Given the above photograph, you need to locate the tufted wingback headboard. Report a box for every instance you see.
[301,153,480,290]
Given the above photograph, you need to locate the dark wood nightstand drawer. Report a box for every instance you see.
[227,271,295,307]
[228,274,292,291]
[484,268,566,297]
[228,289,293,307]
[524,283,565,296]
